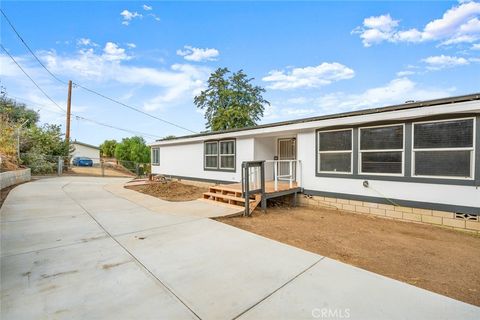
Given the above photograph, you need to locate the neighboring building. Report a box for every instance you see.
[71,140,100,164]
[149,93,480,231]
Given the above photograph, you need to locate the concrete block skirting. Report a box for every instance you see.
[298,194,480,234]
[0,168,31,190]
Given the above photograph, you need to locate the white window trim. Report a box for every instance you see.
[358,123,405,177]
[219,140,236,170]
[204,141,219,169]
[151,147,160,166]
[317,128,353,174]
[411,117,475,180]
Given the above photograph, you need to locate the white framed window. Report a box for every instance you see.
[151,147,160,166]
[219,140,235,170]
[359,124,405,176]
[204,141,218,169]
[318,129,353,174]
[412,117,475,180]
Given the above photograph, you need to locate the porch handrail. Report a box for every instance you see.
[265,159,302,191]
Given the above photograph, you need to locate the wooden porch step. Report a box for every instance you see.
[203,192,254,204]
[209,185,242,196]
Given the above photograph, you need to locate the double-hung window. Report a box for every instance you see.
[204,140,235,171]
[359,124,404,175]
[204,141,219,169]
[151,147,160,166]
[318,129,353,174]
[412,118,475,179]
[219,140,235,170]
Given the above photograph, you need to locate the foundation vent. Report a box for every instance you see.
[454,212,479,221]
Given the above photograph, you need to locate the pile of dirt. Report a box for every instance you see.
[0,153,19,172]
[126,181,208,201]
[218,206,480,306]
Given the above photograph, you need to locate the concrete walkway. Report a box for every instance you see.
[1,177,478,319]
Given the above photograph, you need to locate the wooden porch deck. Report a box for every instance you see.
[218,181,299,194]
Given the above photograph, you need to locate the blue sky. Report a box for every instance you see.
[1,0,479,145]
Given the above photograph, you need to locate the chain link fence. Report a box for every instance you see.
[18,153,150,178]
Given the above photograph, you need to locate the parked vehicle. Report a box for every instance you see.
[72,157,93,167]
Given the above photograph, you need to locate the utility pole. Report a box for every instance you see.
[65,80,72,144]
[64,80,72,171]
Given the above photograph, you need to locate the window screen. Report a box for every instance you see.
[151,148,160,166]
[361,152,402,174]
[413,118,474,178]
[204,142,218,169]
[318,129,352,173]
[414,119,473,149]
[360,125,403,150]
[219,140,235,170]
[359,125,404,175]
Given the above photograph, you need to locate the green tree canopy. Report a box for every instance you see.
[0,96,39,128]
[99,139,117,157]
[194,67,269,131]
[114,136,150,164]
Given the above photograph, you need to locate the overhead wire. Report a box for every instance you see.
[0,9,197,134]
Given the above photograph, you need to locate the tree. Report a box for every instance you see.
[162,135,176,140]
[100,139,117,157]
[114,136,150,166]
[194,68,269,131]
[0,96,39,127]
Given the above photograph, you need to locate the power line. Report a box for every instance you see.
[0,9,68,85]
[1,9,197,134]
[6,95,161,139]
[0,44,66,113]
[73,82,197,133]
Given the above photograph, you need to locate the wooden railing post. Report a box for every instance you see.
[289,160,293,188]
[274,160,278,191]
[244,163,250,216]
[260,161,266,211]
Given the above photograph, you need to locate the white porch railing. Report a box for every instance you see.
[265,159,302,191]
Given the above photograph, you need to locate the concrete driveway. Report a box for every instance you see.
[1,177,479,319]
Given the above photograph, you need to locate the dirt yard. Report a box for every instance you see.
[218,206,480,306]
[126,181,208,201]
[69,166,134,177]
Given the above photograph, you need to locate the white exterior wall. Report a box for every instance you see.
[151,137,254,183]
[71,144,100,164]
[296,131,480,208]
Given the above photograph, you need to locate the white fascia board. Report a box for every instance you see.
[149,101,480,147]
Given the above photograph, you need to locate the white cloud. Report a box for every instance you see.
[176,45,220,62]
[472,43,480,49]
[262,62,355,90]
[0,41,212,118]
[77,38,97,47]
[396,70,416,77]
[126,43,136,49]
[143,4,152,11]
[102,42,131,61]
[354,1,480,46]
[315,77,455,113]
[264,76,455,121]
[149,13,160,22]
[422,54,470,69]
[120,9,142,26]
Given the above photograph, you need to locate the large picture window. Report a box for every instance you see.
[204,140,235,171]
[412,118,475,179]
[359,124,404,175]
[318,129,352,174]
[151,147,160,166]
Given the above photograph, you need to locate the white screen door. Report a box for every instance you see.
[277,138,296,179]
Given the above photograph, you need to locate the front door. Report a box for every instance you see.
[277,138,296,179]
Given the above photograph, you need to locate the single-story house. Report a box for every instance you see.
[149,93,480,231]
[71,140,100,164]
